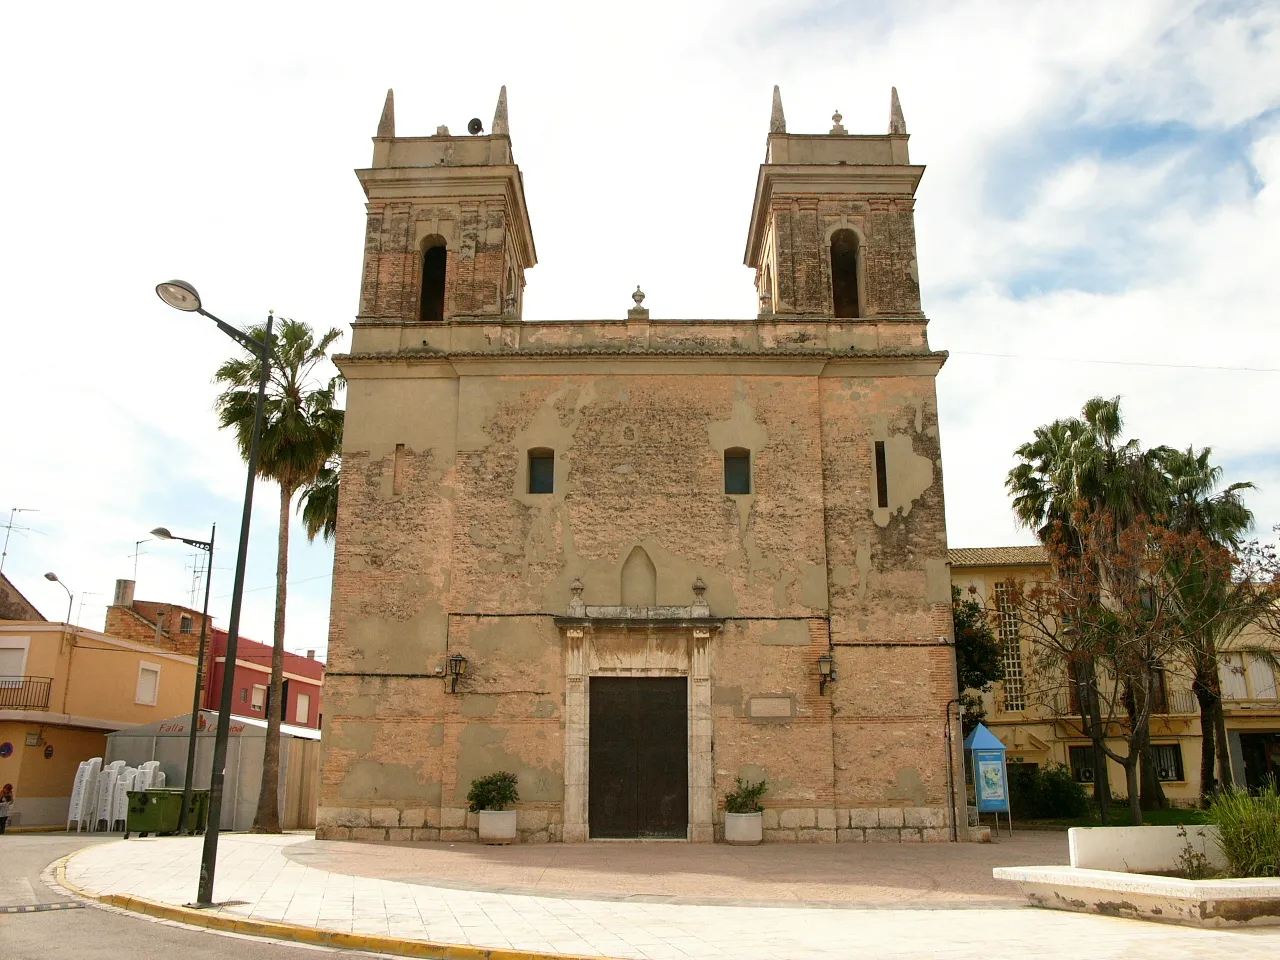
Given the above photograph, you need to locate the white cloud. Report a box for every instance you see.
[1,0,1278,647]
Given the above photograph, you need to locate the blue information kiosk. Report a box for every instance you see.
[964,723,1011,836]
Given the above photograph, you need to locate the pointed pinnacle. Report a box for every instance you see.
[492,85,509,136]
[377,89,395,138]
[889,86,907,135]
[770,85,786,134]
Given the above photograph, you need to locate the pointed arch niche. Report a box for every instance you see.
[620,546,657,607]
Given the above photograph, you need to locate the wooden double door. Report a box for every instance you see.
[588,677,688,838]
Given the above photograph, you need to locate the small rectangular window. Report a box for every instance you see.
[528,450,554,494]
[240,687,248,703]
[1068,745,1095,783]
[180,616,193,635]
[724,450,751,495]
[251,684,266,711]
[874,440,889,509]
[136,663,160,705]
[1151,743,1184,782]
[296,692,311,725]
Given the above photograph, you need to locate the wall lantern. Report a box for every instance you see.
[817,653,835,695]
[445,653,469,693]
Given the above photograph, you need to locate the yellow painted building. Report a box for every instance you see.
[949,547,1280,808]
[0,622,197,826]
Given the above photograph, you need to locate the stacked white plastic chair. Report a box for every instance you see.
[110,767,137,831]
[66,757,102,832]
[137,760,161,790]
[92,760,125,832]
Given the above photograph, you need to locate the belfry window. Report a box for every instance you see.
[724,448,751,495]
[830,229,860,319]
[420,240,447,321]
[528,449,554,494]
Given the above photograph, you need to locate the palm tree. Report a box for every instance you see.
[1006,396,1170,821]
[1157,445,1256,802]
[299,459,341,544]
[215,318,344,832]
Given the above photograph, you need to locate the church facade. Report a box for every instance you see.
[318,86,961,843]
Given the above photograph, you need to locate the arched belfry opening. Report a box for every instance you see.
[620,546,657,606]
[420,237,447,321]
[830,229,860,319]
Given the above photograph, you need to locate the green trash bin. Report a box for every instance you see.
[186,789,210,834]
[124,789,180,838]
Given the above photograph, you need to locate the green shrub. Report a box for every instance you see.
[467,771,519,812]
[1205,783,1280,878]
[1008,762,1089,820]
[724,777,768,814]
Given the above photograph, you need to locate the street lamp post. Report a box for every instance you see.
[43,572,73,625]
[156,279,273,907]
[151,524,215,836]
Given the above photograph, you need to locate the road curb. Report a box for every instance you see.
[53,854,603,960]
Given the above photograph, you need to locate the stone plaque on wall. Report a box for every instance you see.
[748,696,793,719]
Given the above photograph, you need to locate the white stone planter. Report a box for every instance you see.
[724,812,763,845]
[477,809,517,844]
[994,825,1280,927]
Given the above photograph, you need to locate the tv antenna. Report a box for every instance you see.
[467,118,484,135]
[0,507,38,575]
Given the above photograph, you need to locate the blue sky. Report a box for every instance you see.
[2,0,1277,654]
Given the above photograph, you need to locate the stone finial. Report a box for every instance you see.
[434,125,451,137]
[829,109,847,135]
[569,578,586,617]
[627,286,649,321]
[492,85,509,136]
[770,85,786,134]
[692,577,709,616]
[377,89,395,138]
[889,87,907,135]
[758,288,773,316]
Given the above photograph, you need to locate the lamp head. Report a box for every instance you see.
[817,653,834,677]
[156,279,202,312]
[44,571,59,583]
[151,527,174,540]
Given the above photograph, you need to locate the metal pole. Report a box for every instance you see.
[196,315,272,907]
[178,523,215,836]
[944,697,962,842]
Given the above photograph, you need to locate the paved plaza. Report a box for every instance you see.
[53,831,1280,959]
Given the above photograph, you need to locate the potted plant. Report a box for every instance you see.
[468,771,519,844]
[723,777,768,845]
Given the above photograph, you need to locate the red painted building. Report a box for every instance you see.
[204,629,324,729]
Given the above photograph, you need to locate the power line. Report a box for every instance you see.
[949,350,1280,373]
[212,573,330,601]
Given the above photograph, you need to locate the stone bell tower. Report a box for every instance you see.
[356,87,537,324]
[745,87,924,320]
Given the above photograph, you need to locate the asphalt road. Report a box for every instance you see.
[0,833,367,960]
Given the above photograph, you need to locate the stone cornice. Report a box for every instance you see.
[334,347,947,379]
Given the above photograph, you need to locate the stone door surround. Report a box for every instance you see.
[557,615,720,843]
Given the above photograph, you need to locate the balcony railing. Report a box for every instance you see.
[0,676,52,710]
[1048,686,1198,717]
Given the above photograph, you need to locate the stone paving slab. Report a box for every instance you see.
[60,833,1280,960]
[282,832,1059,906]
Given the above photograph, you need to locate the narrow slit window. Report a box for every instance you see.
[420,241,447,321]
[724,448,751,495]
[528,449,554,494]
[874,441,889,508]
